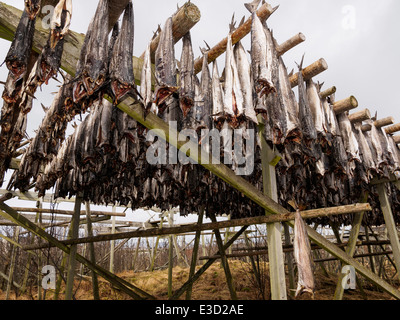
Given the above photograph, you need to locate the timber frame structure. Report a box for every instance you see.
[0,0,400,301]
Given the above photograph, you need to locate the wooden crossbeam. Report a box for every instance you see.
[23,203,372,250]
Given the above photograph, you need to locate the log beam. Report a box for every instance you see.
[10,207,126,217]
[333,96,358,115]
[140,2,201,63]
[348,109,371,124]
[393,136,400,144]
[361,124,372,132]
[193,2,276,73]
[24,203,372,250]
[276,32,306,56]
[386,123,400,135]
[289,58,328,88]
[320,86,337,100]
[375,117,395,129]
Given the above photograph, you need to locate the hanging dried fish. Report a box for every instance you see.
[196,49,212,132]
[292,203,315,298]
[50,0,72,49]
[246,0,275,107]
[154,17,179,116]
[223,33,244,128]
[211,60,225,126]
[5,9,36,81]
[78,0,110,98]
[24,0,41,20]
[262,24,287,146]
[277,56,301,141]
[109,1,139,105]
[179,32,195,118]
[141,42,156,114]
[234,41,258,124]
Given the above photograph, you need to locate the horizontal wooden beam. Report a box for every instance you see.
[289,58,328,88]
[24,203,372,250]
[361,124,372,132]
[193,2,276,73]
[276,32,306,56]
[393,136,400,144]
[140,2,201,63]
[11,207,126,217]
[348,109,371,124]
[375,117,395,129]
[320,86,336,100]
[385,123,400,135]
[333,96,358,115]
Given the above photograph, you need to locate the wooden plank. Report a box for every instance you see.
[377,184,400,282]
[24,203,372,250]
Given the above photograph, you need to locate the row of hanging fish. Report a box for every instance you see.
[0,0,72,186]
[6,0,400,227]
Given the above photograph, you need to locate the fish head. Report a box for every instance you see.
[111,80,133,105]
[179,96,194,118]
[154,85,180,107]
[39,60,57,86]
[24,0,41,20]
[72,80,87,103]
[82,69,106,96]
[6,58,27,82]
[256,78,276,98]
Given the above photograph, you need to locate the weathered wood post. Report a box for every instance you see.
[85,202,100,300]
[376,183,400,282]
[186,207,205,300]
[65,195,83,300]
[258,116,287,300]
[5,226,20,300]
[109,207,116,273]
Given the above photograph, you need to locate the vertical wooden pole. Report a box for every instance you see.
[377,183,400,282]
[65,195,83,300]
[109,207,116,273]
[150,218,163,272]
[258,118,287,300]
[85,202,100,300]
[168,212,174,298]
[244,232,262,291]
[132,238,141,271]
[186,207,205,300]
[284,224,296,296]
[36,199,43,300]
[334,192,368,300]
[365,229,376,274]
[209,211,238,300]
[5,226,20,300]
